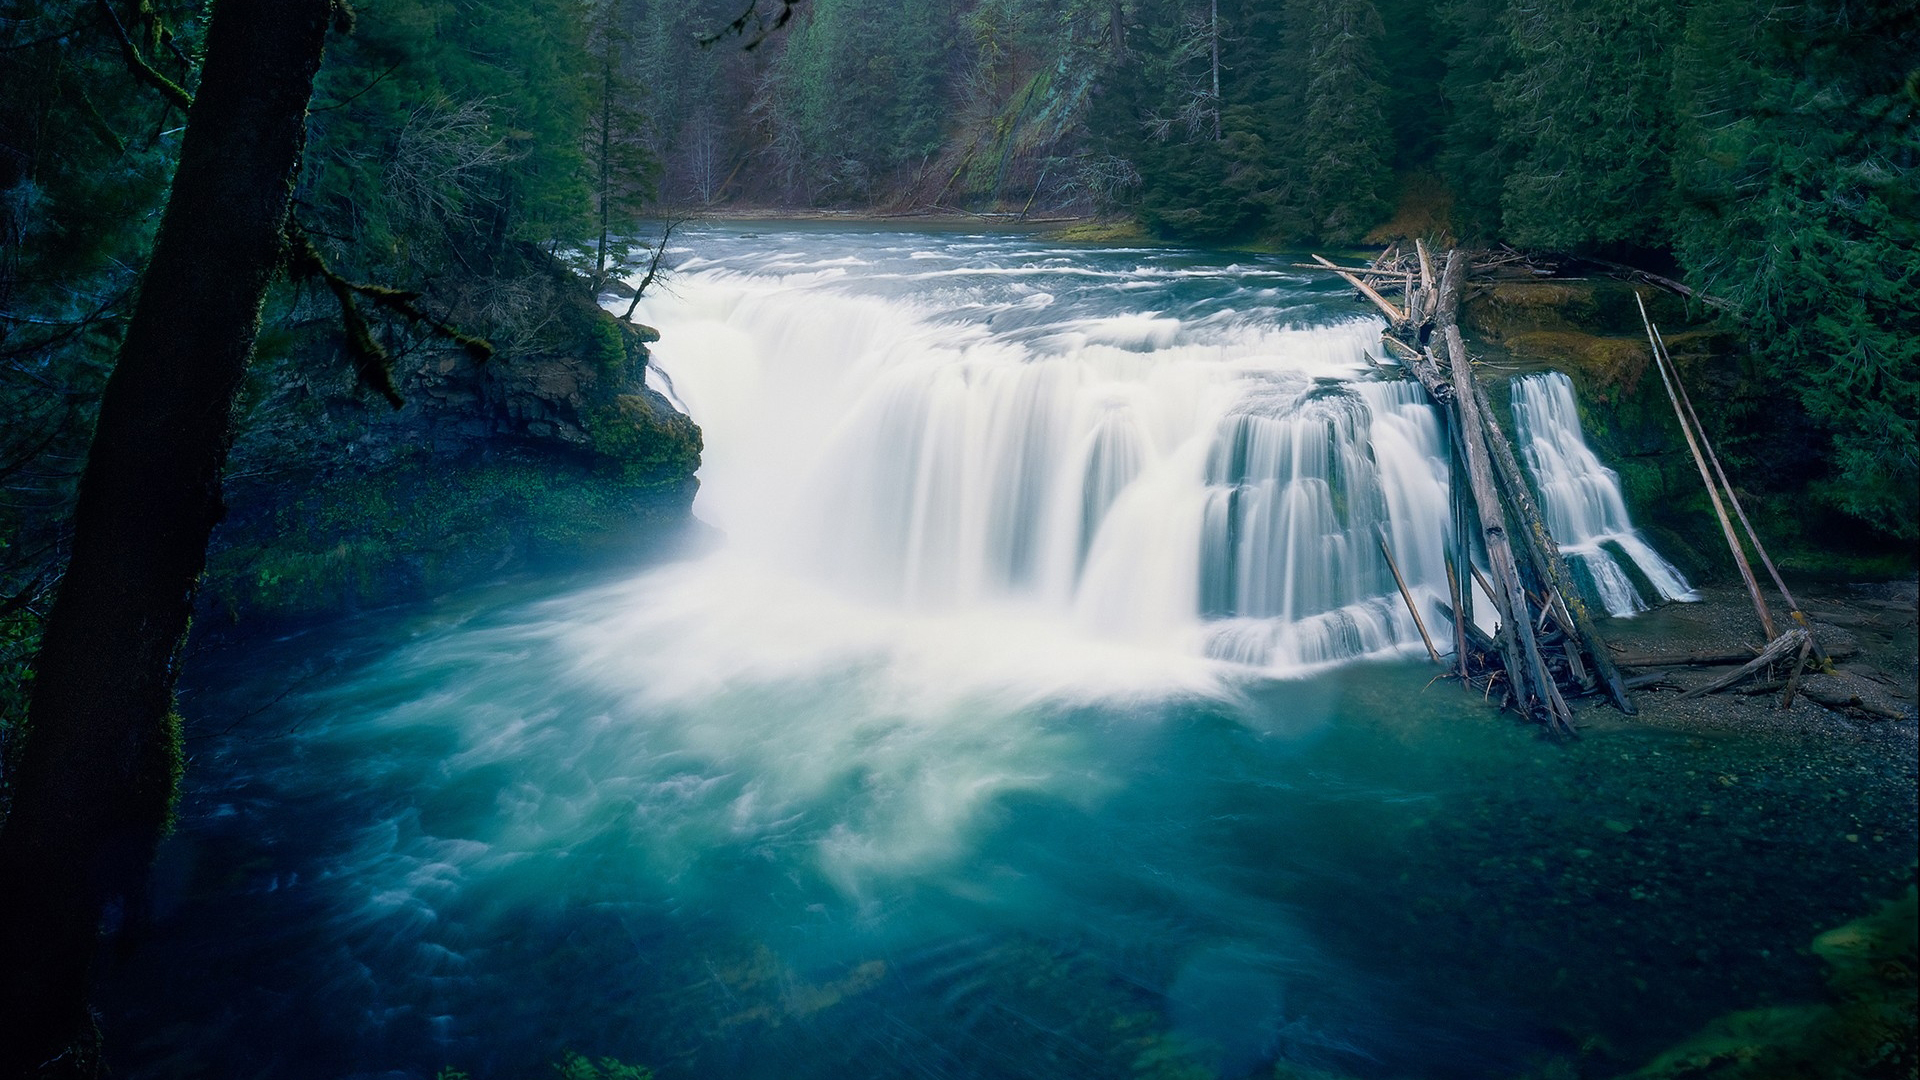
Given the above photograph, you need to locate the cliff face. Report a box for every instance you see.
[199,254,701,630]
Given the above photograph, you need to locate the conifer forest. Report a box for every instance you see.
[0,1,1916,1078]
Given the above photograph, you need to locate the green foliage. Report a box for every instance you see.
[300,0,601,275]
[1295,0,1393,242]
[1668,0,1920,538]
[762,0,960,202]
[554,1052,654,1080]
[1495,0,1680,253]
[0,604,42,788]
[206,442,689,623]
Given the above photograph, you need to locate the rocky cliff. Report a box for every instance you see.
[199,251,702,630]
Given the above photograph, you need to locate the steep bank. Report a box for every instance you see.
[196,253,702,633]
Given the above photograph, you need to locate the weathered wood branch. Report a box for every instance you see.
[1678,629,1809,698]
[1778,633,1815,709]
[1434,252,1575,735]
[1378,524,1440,664]
[1311,254,1407,324]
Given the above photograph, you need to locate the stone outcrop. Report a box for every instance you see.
[199,252,701,631]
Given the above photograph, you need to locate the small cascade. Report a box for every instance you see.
[1510,372,1695,616]
[1197,380,1453,669]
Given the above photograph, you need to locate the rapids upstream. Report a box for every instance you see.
[103,225,1914,1080]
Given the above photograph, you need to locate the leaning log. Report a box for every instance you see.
[1637,293,1778,641]
[1649,321,1828,669]
[1467,377,1635,713]
[1312,254,1408,324]
[1433,254,1576,734]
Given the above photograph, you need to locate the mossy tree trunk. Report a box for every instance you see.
[0,1,334,1074]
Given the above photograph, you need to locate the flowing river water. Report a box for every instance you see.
[105,226,1913,1079]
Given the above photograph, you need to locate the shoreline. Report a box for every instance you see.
[1582,577,1918,735]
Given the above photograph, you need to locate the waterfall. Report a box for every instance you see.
[631,233,1687,682]
[1510,372,1695,616]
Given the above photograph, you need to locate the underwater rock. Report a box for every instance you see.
[1622,886,1918,1079]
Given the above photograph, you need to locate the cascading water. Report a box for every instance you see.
[1509,371,1695,615]
[644,235,1461,676]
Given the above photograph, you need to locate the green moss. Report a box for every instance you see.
[553,1053,654,1080]
[1047,220,1152,245]
[205,432,696,626]
[584,394,703,485]
[0,605,41,766]
[157,708,185,836]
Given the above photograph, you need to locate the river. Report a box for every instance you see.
[103,225,1913,1079]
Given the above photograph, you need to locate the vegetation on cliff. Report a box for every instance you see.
[0,0,699,750]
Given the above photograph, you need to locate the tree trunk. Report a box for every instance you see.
[1209,0,1221,140]
[0,1,333,1073]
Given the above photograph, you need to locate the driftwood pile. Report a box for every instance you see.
[1307,244,1830,733]
[1309,243,1630,736]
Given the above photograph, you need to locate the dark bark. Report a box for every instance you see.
[0,1,334,1074]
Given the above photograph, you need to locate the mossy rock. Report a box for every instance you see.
[1624,887,1918,1079]
[1500,331,1651,397]
[1048,220,1153,245]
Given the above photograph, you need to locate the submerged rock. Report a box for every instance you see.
[1623,886,1917,1079]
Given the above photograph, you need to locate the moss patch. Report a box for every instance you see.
[203,447,695,627]
[1625,887,1917,1079]
[1363,170,1457,247]
[1047,220,1152,244]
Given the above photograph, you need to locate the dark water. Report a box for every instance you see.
[100,228,1916,1079]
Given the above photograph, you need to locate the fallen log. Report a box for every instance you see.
[1613,641,1858,669]
[1800,688,1912,721]
[1678,629,1808,698]
[1467,376,1634,713]
[1312,254,1408,324]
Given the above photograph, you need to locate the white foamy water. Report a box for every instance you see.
[1510,372,1695,615]
[631,233,1463,680]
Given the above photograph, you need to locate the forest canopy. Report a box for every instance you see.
[628,0,1916,540]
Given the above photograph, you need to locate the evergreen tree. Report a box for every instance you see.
[585,0,660,283]
[1496,0,1681,253]
[1670,0,1920,537]
[1433,0,1513,241]
[1295,0,1392,242]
